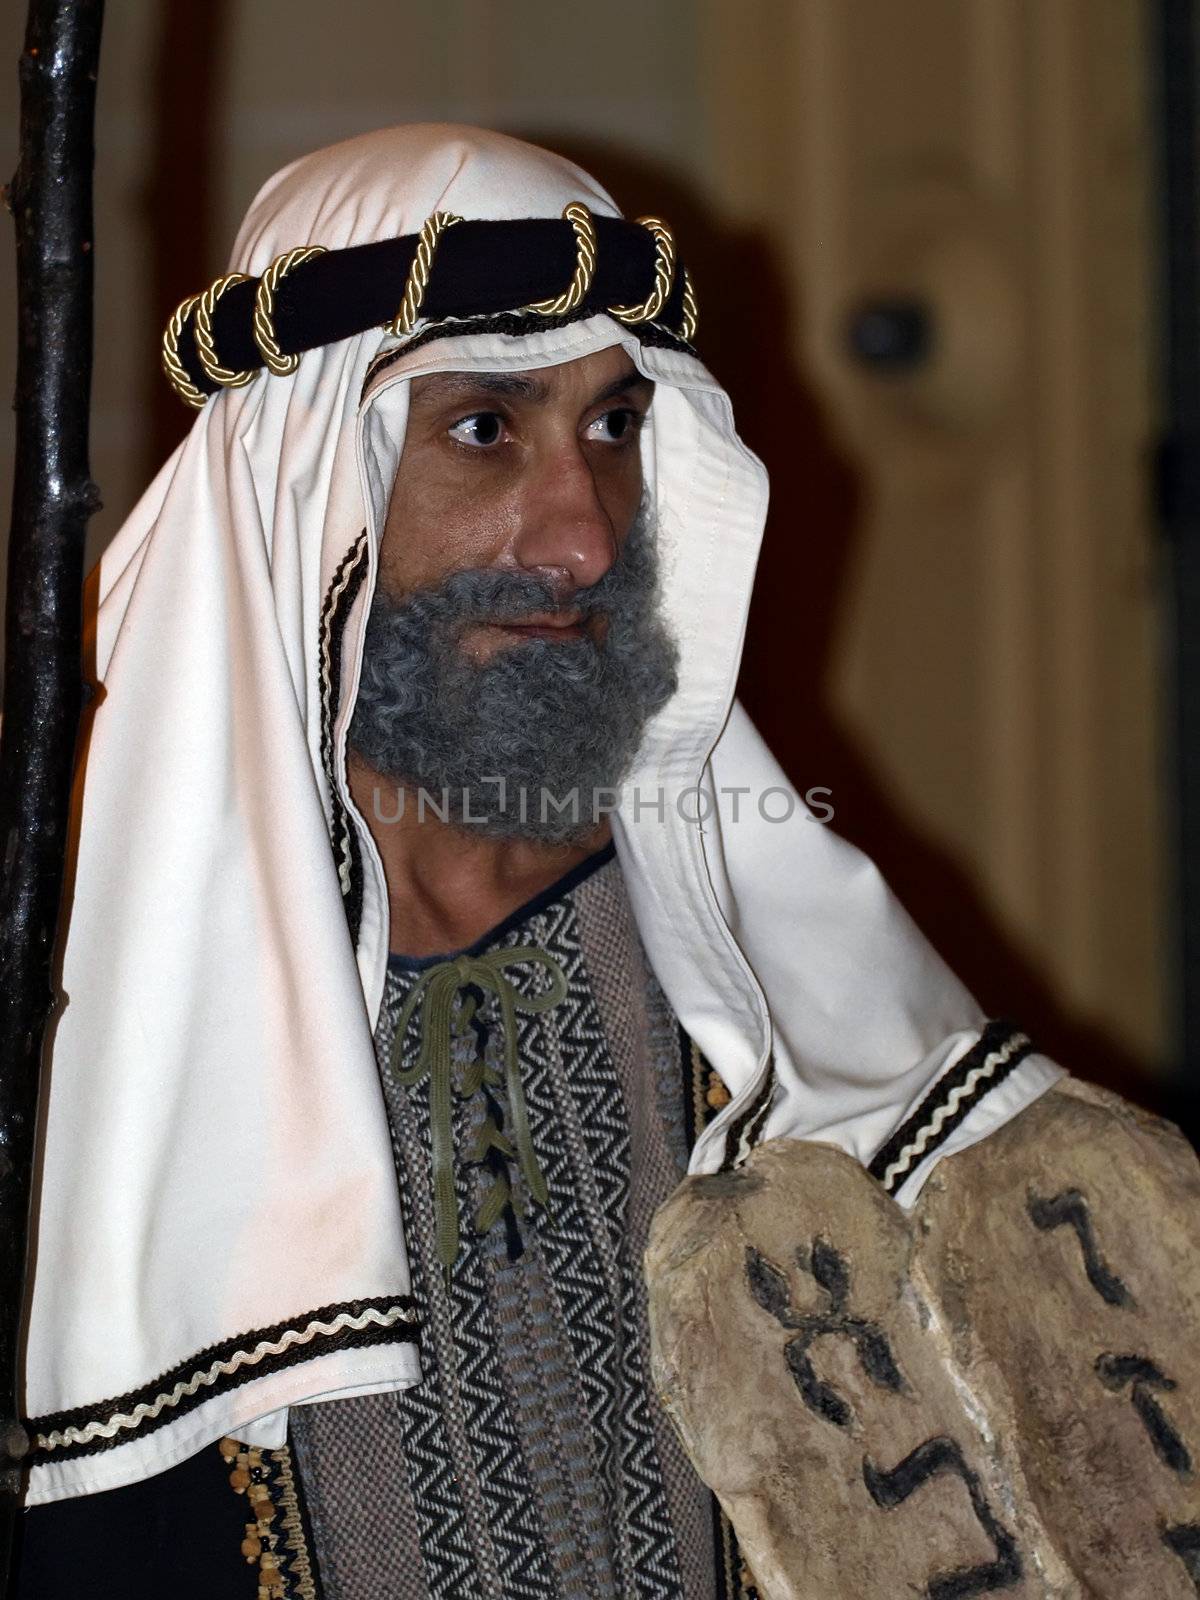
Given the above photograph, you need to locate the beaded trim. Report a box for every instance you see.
[221,1437,320,1599]
[271,1444,320,1599]
[161,207,698,407]
[27,1297,419,1463]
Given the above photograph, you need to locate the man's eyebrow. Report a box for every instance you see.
[409,368,655,408]
[591,370,655,406]
[410,372,551,405]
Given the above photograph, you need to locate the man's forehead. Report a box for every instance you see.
[408,348,652,407]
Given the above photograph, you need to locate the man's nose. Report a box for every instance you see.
[511,446,619,595]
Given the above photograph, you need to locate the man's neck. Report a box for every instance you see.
[348,754,611,958]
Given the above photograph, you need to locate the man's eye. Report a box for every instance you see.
[447,412,505,448]
[587,408,642,444]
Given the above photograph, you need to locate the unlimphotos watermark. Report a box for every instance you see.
[367,780,835,827]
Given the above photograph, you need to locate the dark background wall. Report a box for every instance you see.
[1,0,1177,1117]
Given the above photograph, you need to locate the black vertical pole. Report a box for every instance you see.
[1155,0,1200,1136]
[0,0,103,1583]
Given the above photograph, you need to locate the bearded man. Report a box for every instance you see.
[11,126,1064,1597]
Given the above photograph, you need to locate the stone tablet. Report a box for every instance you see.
[646,1078,1200,1599]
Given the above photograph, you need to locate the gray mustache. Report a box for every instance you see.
[381,542,631,628]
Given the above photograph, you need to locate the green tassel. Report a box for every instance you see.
[386,946,568,1271]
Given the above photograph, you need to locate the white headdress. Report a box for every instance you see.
[24,125,1059,1504]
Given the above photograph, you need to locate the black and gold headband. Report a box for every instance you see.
[161,204,699,410]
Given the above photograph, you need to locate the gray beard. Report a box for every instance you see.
[347,508,679,843]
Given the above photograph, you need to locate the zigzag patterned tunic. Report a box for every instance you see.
[288,843,721,1599]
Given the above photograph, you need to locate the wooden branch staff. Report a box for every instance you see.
[0,0,104,1582]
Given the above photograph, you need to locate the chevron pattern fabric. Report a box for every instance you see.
[289,849,719,1598]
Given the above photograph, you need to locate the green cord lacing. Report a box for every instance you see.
[387,946,569,1271]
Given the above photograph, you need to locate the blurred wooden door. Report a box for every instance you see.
[700,0,1165,1086]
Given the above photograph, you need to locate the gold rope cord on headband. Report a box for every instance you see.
[386,210,463,338]
[387,946,568,1272]
[161,292,208,411]
[194,272,255,389]
[160,203,700,408]
[608,216,676,326]
[679,268,699,345]
[253,245,328,376]
[523,201,597,316]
